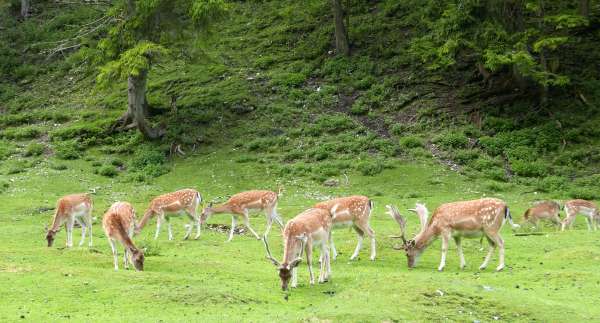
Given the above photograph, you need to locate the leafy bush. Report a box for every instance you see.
[271,72,306,87]
[483,167,507,182]
[536,176,568,192]
[1,126,42,140]
[24,142,44,157]
[54,140,82,160]
[98,165,118,177]
[432,131,468,149]
[390,123,409,136]
[357,160,384,176]
[307,114,356,135]
[452,149,479,165]
[49,163,68,171]
[282,150,304,163]
[130,145,169,179]
[350,101,369,115]
[399,136,423,149]
[511,159,550,177]
[0,180,9,193]
[569,187,600,200]
[0,140,16,160]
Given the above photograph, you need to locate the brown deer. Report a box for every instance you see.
[314,195,375,261]
[561,199,599,231]
[201,190,284,241]
[263,208,332,291]
[46,193,93,248]
[523,200,562,229]
[102,202,144,271]
[387,198,517,272]
[136,189,202,241]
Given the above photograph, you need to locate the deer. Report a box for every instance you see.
[135,189,202,241]
[200,190,284,241]
[561,199,599,231]
[45,193,93,248]
[387,198,518,272]
[523,200,562,230]
[102,202,144,271]
[263,208,332,291]
[313,195,375,261]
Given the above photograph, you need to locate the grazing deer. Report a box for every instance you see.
[523,200,562,229]
[102,202,144,271]
[314,195,375,261]
[200,190,284,241]
[387,198,518,272]
[561,199,599,231]
[136,189,202,241]
[263,208,332,291]
[46,193,93,248]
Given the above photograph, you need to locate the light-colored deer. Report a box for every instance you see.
[102,202,144,271]
[388,198,518,272]
[314,195,375,261]
[200,190,284,241]
[523,200,562,229]
[46,193,93,248]
[263,208,332,291]
[135,189,202,241]
[561,199,599,231]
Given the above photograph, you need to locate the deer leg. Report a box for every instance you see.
[242,209,261,240]
[187,204,201,240]
[166,216,173,241]
[227,216,237,242]
[183,212,194,240]
[87,210,93,247]
[454,236,466,269]
[272,206,284,229]
[561,211,575,231]
[154,215,163,240]
[364,224,376,261]
[263,208,274,239]
[319,242,330,283]
[291,267,298,288]
[479,236,496,270]
[350,225,364,261]
[488,233,505,271]
[123,248,129,269]
[76,217,86,247]
[306,241,314,285]
[329,231,337,261]
[108,239,118,270]
[438,231,450,271]
[66,217,74,248]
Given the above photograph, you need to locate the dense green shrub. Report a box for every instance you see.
[535,176,568,192]
[390,123,409,136]
[130,145,169,179]
[0,180,9,193]
[54,140,82,160]
[452,149,479,165]
[49,163,68,171]
[24,142,44,157]
[0,140,16,160]
[307,114,356,136]
[1,126,42,140]
[399,136,423,149]
[98,165,118,177]
[357,160,384,176]
[569,187,600,200]
[511,160,550,177]
[432,131,468,149]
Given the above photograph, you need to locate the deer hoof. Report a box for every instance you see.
[495,265,505,272]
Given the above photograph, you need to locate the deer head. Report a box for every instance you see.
[45,225,56,247]
[386,205,420,268]
[263,235,305,291]
[200,202,214,224]
[131,249,145,271]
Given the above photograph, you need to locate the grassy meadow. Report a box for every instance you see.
[2,150,600,322]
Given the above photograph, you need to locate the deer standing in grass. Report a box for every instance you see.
[135,189,202,241]
[263,208,332,290]
[314,195,375,261]
[200,190,284,241]
[46,193,93,248]
[561,199,599,231]
[102,202,144,271]
[523,200,562,230]
[388,198,518,272]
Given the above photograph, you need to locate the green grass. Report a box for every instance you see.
[1,150,600,321]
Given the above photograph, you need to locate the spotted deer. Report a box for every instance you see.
[200,190,284,241]
[561,199,599,231]
[523,200,562,229]
[46,193,93,248]
[263,208,332,291]
[388,198,518,272]
[136,189,202,241]
[102,202,144,271]
[314,195,375,261]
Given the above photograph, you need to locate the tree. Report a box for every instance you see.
[21,0,30,18]
[331,0,349,56]
[97,0,227,139]
[579,0,590,19]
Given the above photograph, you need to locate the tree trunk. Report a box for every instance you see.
[332,0,350,56]
[21,0,30,18]
[128,70,163,139]
[579,0,590,18]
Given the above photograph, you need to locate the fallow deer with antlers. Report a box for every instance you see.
[201,190,284,241]
[561,199,599,231]
[263,208,332,290]
[102,202,144,271]
[135,189,202,241]
[46,193,93,248]
[387,198,518,272]
[523,200,562,230]
[314,195,375,261]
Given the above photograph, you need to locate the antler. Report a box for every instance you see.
[262,236,281,266]
[409,203,428,233]
[386,205,407,244]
